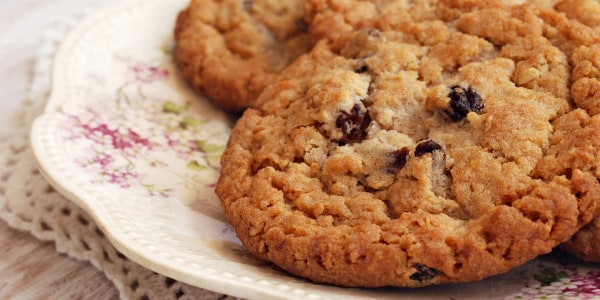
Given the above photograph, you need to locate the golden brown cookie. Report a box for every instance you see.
[308,0,600,264]
[216,1,600,287]
[174,0,311,112]
[555,39,600,263]
[555,0,600,32]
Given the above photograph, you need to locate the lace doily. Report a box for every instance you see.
[0,11,240,300]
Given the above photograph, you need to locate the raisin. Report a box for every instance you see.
[335,104,371,144]
[355,62,369,73]
[243,0,253,13]
[409,264,439,282]
[295,19,309,32]
[415,140,443,157]
[445,85,483,121]
[388,147,410,173]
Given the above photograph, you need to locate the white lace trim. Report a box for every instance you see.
[0,10,240,300]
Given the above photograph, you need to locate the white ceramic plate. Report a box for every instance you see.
[30,0,600,299]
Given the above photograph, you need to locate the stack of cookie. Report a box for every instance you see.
[174,0,600,288]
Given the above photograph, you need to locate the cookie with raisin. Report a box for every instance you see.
[444,0,600,263]
[308,0,600,264]
[174,0,311,112]
[216,1,600,287]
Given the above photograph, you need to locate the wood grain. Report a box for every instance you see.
[0,223,119,299]
[0,0,121,298]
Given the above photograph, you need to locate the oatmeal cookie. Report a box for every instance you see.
[306,0,597,52]
[555,0,600,32]
[308,0,600,264]
[216,2,600,286]
[174,0,311,112]
[440,0,600,262]
[557,43,600,262]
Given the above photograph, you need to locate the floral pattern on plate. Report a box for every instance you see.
[504,253,600,300]
[58,49,229,205]
[29,0,600,299]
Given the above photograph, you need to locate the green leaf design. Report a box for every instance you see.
[195,141,225,153]
[180,116,206,129]
[187,160,208,171]
[205,154,221,166]
[143,183,158,193]
[142,183,170,196]
[160,44,174,56]
[162,101,189,114]
[534,265,569,285]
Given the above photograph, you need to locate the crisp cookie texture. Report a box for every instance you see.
[308,0,600,263]
[559,41,600,262]
[174,0,311,112]
[216,0,600,287]
[555,0,600,32]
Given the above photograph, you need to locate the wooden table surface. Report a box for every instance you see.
[0,0,122,298]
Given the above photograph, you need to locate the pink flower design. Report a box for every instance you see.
[103,167,138,189]
[62,52,225,199]
[90,152,114,167]
[564,271,600,298]
[505,262,600,299]
[129,62,169,84]
[66,114,152,190]
[79,122,153,151]
[164,134,196,158]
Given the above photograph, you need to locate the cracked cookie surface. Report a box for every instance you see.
[216,0,600,287]
[310,0,600,265]
[174,0,311,112]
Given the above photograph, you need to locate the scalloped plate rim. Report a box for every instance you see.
[27,0,391,299]
[27,0,600,299]
[27,0,313,299]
